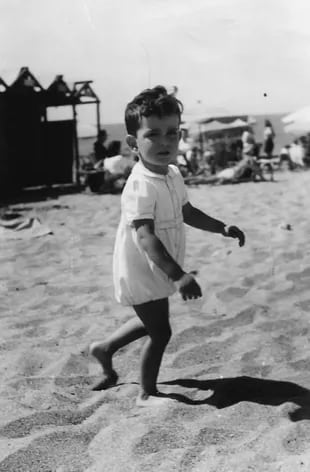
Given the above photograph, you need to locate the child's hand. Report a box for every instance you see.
[176,273,202,301]
[223,225,245,247]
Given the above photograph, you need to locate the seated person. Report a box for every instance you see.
[280,145,294,169]
[185,155,267,185]
[104,143,135,176]
[217,155,266,182]
[289,140,305,168]
[99,141,135,192]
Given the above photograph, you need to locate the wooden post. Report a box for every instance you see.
[199,123,204,155]
[42,107,51,188]
[96,100,101,137]
[72,104,80,186]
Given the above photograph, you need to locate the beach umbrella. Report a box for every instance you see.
[282,107,310,135]
[201,118,249,133]
[282,106,310,125]
[283,121,310,135]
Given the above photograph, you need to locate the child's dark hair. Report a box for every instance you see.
[125,85,183,136]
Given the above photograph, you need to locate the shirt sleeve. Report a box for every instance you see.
[122,176,157,223]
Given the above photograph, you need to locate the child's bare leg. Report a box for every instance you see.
[90,317,147,390]
[133,298,173,406]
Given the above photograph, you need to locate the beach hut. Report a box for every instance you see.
[0,67,100,196]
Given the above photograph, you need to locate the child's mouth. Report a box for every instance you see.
[158,151,170,156]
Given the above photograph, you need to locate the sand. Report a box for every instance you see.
[1,169,310,472]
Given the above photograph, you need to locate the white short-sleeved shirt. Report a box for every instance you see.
[113,161,188,306]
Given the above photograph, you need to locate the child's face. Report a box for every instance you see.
[132,114,181,172]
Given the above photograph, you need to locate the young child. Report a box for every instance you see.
[90,86,245,407]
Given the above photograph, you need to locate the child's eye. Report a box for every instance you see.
[168,130,178,136]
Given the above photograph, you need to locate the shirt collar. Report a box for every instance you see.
[133,160,175,179]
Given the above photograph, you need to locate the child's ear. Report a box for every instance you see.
[126,135,137,151]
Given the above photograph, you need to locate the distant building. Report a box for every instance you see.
[0,67,100,196]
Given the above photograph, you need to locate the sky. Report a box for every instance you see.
[2,0,310,129]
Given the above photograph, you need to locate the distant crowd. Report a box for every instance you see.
[80,120,310,193]
[176,119,310,184]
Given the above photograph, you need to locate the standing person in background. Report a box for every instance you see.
[241,127,266,181]
[94,129,108,164]
[241,127,256,158]
[263,120,275,159]
[85,129,108,192]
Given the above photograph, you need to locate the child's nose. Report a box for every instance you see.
[162,133,173,145]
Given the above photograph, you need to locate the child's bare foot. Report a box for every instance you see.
[91,370,118,391]
[89,342,118,390]
[136,392,176,407]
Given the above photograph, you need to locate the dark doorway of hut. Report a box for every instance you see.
[0,67,101,201]
[43,120,75,187]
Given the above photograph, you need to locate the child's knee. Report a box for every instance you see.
[164,327,172,344]
[162,326,172,346]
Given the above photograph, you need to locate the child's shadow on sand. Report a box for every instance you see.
[159,376,310,422]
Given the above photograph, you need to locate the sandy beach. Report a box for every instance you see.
[1,169,310,472]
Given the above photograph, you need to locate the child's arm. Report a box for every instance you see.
[182,202,245,246]
[133,219,202,300]
[135,219,184,280]
[183,202,226,234]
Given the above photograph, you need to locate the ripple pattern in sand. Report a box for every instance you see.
[1,173,310,471]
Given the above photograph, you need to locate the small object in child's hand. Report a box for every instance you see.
[280,222,292,231]
[225,225,245,247]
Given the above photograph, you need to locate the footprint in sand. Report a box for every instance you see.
[12,318,46,330]
[295,299,310,311]
[171,340,229,369]
[286,267,310,284]
[179,446,204,472]
[216,286,249,303]
[192,426,245,446]
[276,250,304,263]
[16,350,51,377]
[257,319,296,333]
[205,306,257,335]
[241,348,262,363]
[241,364,272,377]
[0,429,96,472]
[289,358,310,372]
[58,353,89,377]
[51,354,91,393]
[179,425,246,470]
[163,405,205,424]
[8,377,48,392]
[54,375,95,390]
[0,399,105,439]
[133,425,191,456]
[166,326,211,353]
